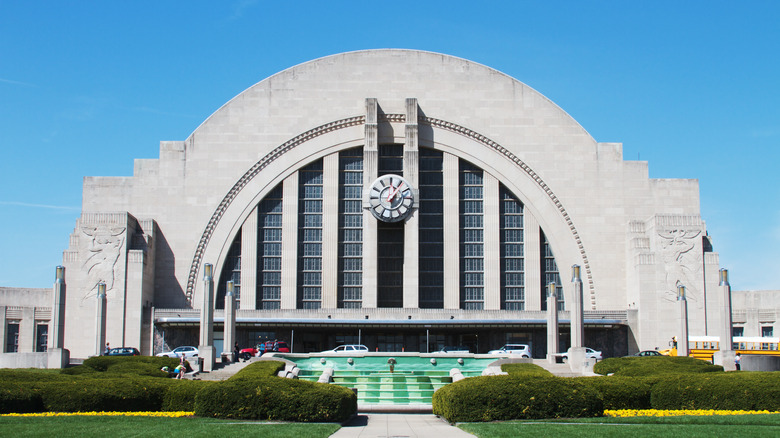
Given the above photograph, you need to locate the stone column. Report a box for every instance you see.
[47,266,70,368]
[714,269,736,370]
[483,173,500,310]
[222,281,236,363]
[322,153,339,308]
[199,263,216,372]
[280,174,299,309]
[567,265,588,373]
[403,98,420,309]
[546,282,559,363]
[443,152,460,309]
[239,207,258,309]
[571,265,584,348]
[362,98,379,308]
[677,285,689,356]
[95,282,107,357]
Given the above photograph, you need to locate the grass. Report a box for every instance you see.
[0,415,341,438]
[457,414,780,438]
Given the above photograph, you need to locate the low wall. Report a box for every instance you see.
[0,350,70,369]
[743,355,780,371]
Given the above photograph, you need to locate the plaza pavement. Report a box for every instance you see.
[330,413,475,437]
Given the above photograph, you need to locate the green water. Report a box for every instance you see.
[288,355,497,406]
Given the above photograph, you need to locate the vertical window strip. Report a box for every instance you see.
[541,230,564,311]
[216,231,242,309]
[338,148,363,308]
[257,185,283,310]
[418,147,444,308]
[298,161,323,309]
[500,185,525,310]
[460,160,484,310]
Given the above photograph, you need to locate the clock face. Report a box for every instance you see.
[367,174,415,222]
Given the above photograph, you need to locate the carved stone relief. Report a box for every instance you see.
[657,228,702,305]
[81,225,126,300]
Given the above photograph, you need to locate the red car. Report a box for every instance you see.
[238,341,290,360]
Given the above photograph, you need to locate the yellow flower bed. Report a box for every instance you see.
[605,409,780,417]
[1,411,194,418]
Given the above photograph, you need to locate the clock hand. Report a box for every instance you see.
[386,182,404,202]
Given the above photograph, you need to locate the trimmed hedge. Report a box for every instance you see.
[651,372,780,411]
[161,379,215,412]
[594,356,723,377]
[67,355,184,377]
[37,378,169,412]
[578,376,652,410]
[433,376,603,422]
[194,377,356,422]
[228,360,286,381]
[501,363,554,377]
[0,384,44,414]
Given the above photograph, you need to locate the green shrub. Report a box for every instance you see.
[594,356,723,377]
[0,369,68,382]
[651,372,780,411]
[501,363,554,377]
[0,384,44,414]
[38,378,167,412]
[228,360,286,381]
[194,377,356,422]
[433,376,602,422]
[79,356,182,376]
[161,380,215,412]
[578,376,652,409]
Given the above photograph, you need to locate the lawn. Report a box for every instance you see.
[457,414,780,438]
[0,415,341,438]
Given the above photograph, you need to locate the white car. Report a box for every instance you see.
[321,344,369,354]
[559,347,602,363]
[488,344,531,358]
[156,346,199,358]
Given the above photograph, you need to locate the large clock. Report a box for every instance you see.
[367,174,415,222]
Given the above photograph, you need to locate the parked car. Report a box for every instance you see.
[488,344,531,357]
[106,347,140,356]
[320,344,369,354]
[439,345,471,354]
[559,347,602,363]
[632,350,663,357]
[156,346,198,358]
[239,341,290,360]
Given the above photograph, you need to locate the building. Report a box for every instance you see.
[3,50,776,364]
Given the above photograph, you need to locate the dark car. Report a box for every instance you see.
[632,350,663,357]
[107,347,140,356]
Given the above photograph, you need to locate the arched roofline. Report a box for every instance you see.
[187,115,596,309]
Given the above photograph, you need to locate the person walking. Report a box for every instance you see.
[735,352,741,371]
[104,342,110,355]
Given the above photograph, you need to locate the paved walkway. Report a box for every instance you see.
[330,413,474,437]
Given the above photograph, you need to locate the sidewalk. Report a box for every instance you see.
[330,413,475,437]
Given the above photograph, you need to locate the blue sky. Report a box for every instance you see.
[1,1,778,291]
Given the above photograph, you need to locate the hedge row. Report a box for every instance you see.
[433,376,603,422]
[501,363,554,377]
[0,360,356,422]
[651,372,780,411]
[194,377,356,422]
[593,356,723,377]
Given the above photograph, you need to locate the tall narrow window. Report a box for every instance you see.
[500,185,524,310]
[460,160,484,310]
[36,322,48,352]
[377,145,404,308]
[298,160,323,309]
[338,147,363,308]
[541,231,564,310]
[418,147,444,308]
[6,321,19,353]
[257,184,283,309]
